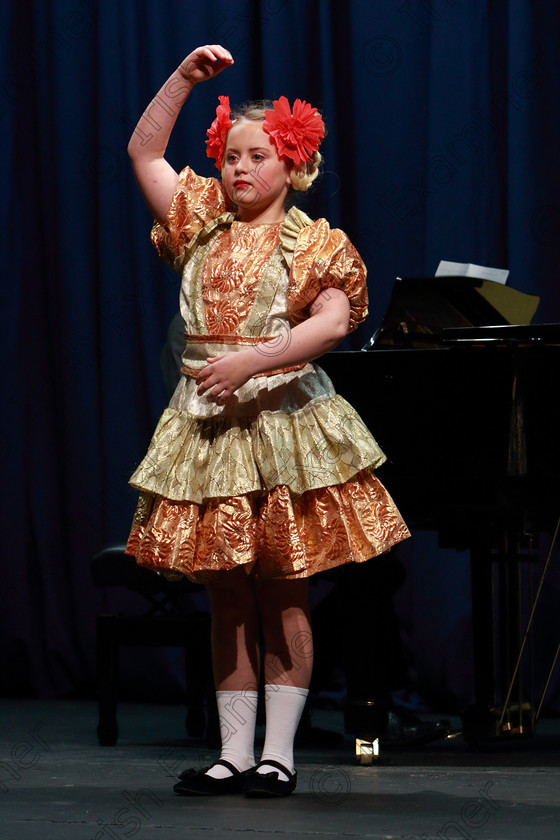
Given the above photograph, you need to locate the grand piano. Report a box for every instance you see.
[319,276,560,741]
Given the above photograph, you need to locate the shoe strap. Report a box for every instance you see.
[255,759,294,779]
[211,759,241,776]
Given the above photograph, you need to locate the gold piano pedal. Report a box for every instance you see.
[499,702,536,737]
[462,701,536,743]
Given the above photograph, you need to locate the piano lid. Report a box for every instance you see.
[365,276,541,349]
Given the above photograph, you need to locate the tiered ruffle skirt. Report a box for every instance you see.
[126,365,410,582]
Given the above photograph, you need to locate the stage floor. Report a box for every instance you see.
[1,699,559,839]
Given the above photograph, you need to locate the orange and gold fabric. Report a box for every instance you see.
[127,470,410,583]
[150,166,369,333]
[127,166,410,582]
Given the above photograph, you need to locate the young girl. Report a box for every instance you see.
[126,44,410,797]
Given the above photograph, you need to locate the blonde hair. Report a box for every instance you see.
[222,100,323,192]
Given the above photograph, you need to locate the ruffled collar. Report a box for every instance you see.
[228,206,314,269]
[175,210,235,271]
[278,206,314,269]
[176,206,313,273]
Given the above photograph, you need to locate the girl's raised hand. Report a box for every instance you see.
[179,45,234,85]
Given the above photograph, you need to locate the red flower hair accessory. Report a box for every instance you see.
[206,96,232,170]
[262,96,325,166]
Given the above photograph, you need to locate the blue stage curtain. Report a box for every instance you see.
[1,0,559,707]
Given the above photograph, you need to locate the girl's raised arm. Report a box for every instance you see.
[128,45,233,223]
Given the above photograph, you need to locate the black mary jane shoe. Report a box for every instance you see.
[243,760,297,798]
[173,759,248,796]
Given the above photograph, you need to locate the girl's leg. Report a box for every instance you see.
[207,568,260,691]
[255,578,313,779]
[204,568,260,777]
[257,578,313,687]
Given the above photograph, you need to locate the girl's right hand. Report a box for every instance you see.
[127,44,233,223]
[178,45,234,85]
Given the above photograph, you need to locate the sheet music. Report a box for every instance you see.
[435,260,509,285]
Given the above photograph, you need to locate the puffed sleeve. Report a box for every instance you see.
[286,218,369,332]
[150,166,231,271]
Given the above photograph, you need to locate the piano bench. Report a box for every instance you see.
[92,546,213,747]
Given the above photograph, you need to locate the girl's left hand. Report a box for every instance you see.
[196,352,255,403]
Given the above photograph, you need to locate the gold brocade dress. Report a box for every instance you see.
[126,167,410,582]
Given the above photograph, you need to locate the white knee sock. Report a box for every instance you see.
[206,689,258,778]
[257,684,309,780]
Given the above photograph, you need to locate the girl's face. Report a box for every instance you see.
[222,120,292,220]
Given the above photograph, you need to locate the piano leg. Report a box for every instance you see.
[470,547,497,708]
[462,535,536,743]
[497,534,535,736]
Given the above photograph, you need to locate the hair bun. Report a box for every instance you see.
[289,151,323,192]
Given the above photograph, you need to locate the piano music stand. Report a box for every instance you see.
[366,276,540,349]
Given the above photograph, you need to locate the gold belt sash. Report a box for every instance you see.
[180,332,306,379]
